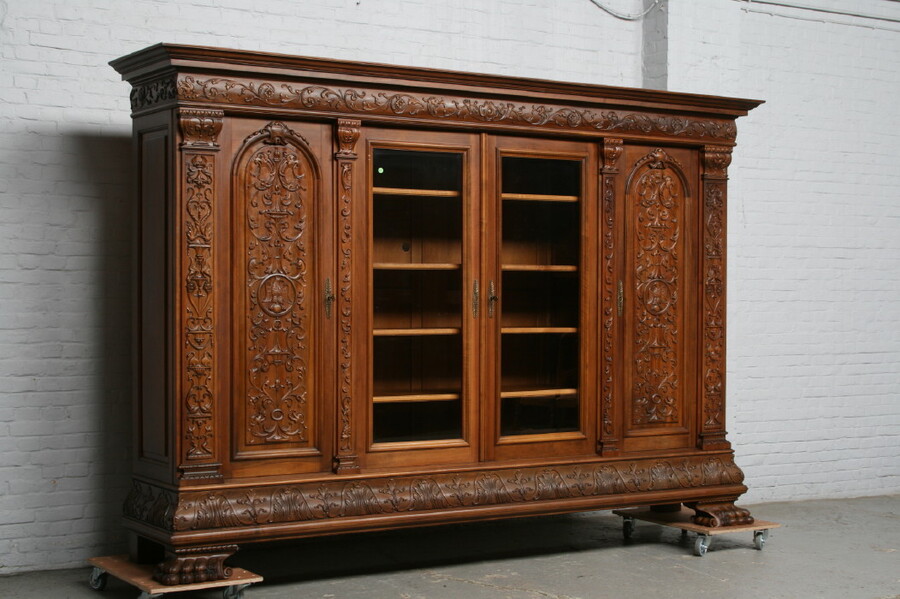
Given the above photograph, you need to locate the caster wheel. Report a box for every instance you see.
[753,529,769,550]
[223,583,251,599]
[623,517,635,540]
[693,534,710,557]
[89,567,108,591]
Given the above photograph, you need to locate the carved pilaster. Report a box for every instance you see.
[333,118,361,474]
[178,109,224,480]
[598,138,622,456]
[699,145,732,451]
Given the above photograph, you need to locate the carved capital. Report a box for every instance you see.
[178,109,224,149]
[602,138,623,173]
[703,145,732,179]
[335,118,361,159]
[154,544,237,585]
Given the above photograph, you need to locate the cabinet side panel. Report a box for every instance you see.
[139,127,170,464]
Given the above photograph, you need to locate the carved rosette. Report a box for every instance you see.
[333,119,360,473]
[175,75,737,142]
[169,455,746,532]
[629,149,685,426]
[179,109,223,471]
[599,138,623,454]
[700,146,732,449]
[241,122,315,445]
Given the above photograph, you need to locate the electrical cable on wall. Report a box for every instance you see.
[587,0,661,20]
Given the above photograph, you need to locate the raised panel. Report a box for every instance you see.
[139,127,170,464]
[232,121,325,461]
[623,147,697,450]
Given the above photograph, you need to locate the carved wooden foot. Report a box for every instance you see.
[687,501,754,527]
[153,544,237,585]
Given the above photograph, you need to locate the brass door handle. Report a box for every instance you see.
[488,280,498,318]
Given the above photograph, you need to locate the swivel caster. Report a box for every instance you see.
[224,583,252,599]
[753,529,769,550]
[622,516,635,540]
[89,567,108,591]
[693,534,711,557]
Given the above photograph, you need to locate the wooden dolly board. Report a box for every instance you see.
[88,555,263,599]
[612,508,781,556]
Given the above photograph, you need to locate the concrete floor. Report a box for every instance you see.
[1,495,897,599]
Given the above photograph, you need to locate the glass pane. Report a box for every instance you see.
[371,148,465,444]
[499,156,581,436]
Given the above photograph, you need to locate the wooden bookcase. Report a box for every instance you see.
[111,44,762,585]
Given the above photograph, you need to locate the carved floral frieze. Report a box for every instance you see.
[123,455,745,533]
[162,75,737,141]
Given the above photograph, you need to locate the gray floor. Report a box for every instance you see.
[1,495,898,599]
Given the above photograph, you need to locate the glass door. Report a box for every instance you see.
[487,139,598,459]
[366,132,479,466]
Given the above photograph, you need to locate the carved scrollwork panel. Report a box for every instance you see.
[627,149,686,427]
[238,122,317,447]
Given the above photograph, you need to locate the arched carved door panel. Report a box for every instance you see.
[230,120,333,472]
[621,146,699,452]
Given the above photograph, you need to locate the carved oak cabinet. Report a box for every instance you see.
[111,44,762,584]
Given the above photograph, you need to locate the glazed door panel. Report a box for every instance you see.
[228,119,334,475]
[621,146,699,452]
[361,128,481,469]
[485,136,599,461]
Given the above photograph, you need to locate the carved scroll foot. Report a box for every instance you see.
[153,544,237,585]
[687,501,754,527]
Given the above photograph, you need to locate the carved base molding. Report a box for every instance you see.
[687,501,754,527]
[125,454,746,538]
[154,544,237,585]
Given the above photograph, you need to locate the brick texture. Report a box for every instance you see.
[0,0,897,575]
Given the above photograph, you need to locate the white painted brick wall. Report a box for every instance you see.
[1,0,898,575]
[666,0,900,503]
[0,0,643,575]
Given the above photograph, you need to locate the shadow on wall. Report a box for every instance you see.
[68,132,135,553]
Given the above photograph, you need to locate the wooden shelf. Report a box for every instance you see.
[501,327,577,334]
[373,186,460,198]
[502,264,578,272]
[373,328,461,337]
[373,392,461,404]
[373,262,461,271]
[501,192,579,203]
[500,387,578,399]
